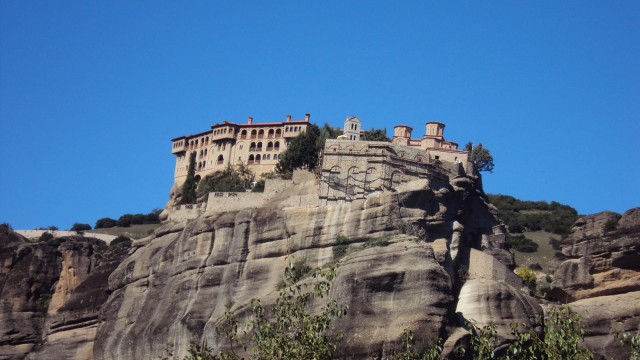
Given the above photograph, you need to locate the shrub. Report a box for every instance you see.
[210,265,347,359]
[117,214,133,227]
[604,219,618,233]
[0,223,12,235]
[549,238,562,250]
[401,222,426,240]
[516,267,537,291]
[554,251,566,260]
[39,232,54,242]
[71,223,91,232]
[528,263,543,271]
[332,235,349,261]
[506,234,539,253]
[110,235,132,247]
[251,180,265,193]
[95,217,117,229]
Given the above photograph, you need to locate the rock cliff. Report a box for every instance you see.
[2,171,544,359]
[88,172,542,359]
[0,227,130,360]
[551,208,640,358]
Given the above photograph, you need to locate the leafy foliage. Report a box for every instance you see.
[113,210,163,228]
[361,128,390,142]
[617,330,640,360]
[604,219,618,233]
[182,151,198,204]
[332,234,349,261]
[0,223,12,234]
[95,217,117,229]
[465,142,495,173]
[197,163,255,195]
[542,306,593,360]
[275,123,322,176]
[515,267,538,290]
[467,320,497,360]
[488,194,579,234]
[506,234,539,253]
[319,122,343,141]
[110,235,132,247]
[211,264,347,360]
[71,223,91,232]
[38,231,54,242]
[392,329,442,360]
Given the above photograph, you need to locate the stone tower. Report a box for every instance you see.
[422,121,445,148]
[392,125,413,145]
[343,116,361,141]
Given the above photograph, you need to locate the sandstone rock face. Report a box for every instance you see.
[0,227,129,360]
[2,172,543,359]
[551,208,640,358]
[91,173,539,359]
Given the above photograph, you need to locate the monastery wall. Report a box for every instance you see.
[15,230,117,243]
[319,139,466,203]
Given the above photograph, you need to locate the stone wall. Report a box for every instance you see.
[14,230,117,244]
[319,140,465,204]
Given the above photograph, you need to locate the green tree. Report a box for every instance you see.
[197,163,255,195]
[515,267,537,291]
[361,128,390,141]
[184,264,347,360]
[70,223,92,232]
[465,142,494,173]
[275,123,322,176]
[95,217,117,229]
[182,151,198,204]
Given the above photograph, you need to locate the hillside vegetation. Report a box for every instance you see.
[488,194,579,235]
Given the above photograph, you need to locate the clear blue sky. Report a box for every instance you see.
[1,1,638,230]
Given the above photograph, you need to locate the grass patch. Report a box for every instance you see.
[511,231,565,272]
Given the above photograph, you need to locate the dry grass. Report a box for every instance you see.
[512,231,563,273]
[87,223,162,239]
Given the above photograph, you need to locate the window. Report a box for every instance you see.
[217,155,224,164]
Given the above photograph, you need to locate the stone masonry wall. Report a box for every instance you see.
[320,140,464,204]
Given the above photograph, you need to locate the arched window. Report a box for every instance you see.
[265,154,270,160]
[257,142,263,150]
[274,141,280,150]
[267,141,273,151]
[204,149,208,155]
[258,129,264,138]
[285,127,289,132]
[250,142,256,151]
[241,130,247,139]
[275,129,282,138]
[255,154,261,164]
[251,130,257,139]
[248,154,255,164]
[268,129,275,138]
[217,154,224,165]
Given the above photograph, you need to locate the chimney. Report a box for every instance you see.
[305,113,310,122]
[286,114,292,122]
[248,116,253,125]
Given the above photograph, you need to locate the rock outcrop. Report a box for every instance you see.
[551,208,640,358]
[90,173,540,359]
[0,226,130,360]
[2,170,546,359]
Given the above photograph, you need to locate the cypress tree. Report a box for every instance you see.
[181,152,198,204]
